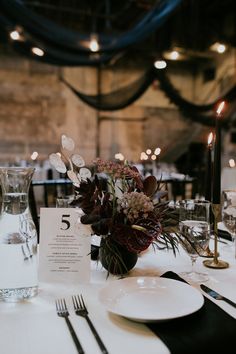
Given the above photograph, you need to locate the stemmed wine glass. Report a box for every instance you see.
[222,190,236,258]
[178,199,210,283]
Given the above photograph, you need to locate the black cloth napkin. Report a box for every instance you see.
[218,228,232,241]
[147,271,236,354]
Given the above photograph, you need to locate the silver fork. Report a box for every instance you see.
[55,298,85,354]
[72,295,109,354]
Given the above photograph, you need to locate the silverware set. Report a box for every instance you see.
[55,295,109,354]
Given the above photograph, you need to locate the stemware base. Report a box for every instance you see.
[203,258,229,269]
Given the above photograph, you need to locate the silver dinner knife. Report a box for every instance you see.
[200,284,236,308]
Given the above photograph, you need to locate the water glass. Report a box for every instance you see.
[178,199,210,283]
[56,195,74,208]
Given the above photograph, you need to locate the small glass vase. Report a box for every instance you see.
[99,237,138,276]
[0,167,38,302]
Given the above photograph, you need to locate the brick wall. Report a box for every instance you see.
[0,52,231,166]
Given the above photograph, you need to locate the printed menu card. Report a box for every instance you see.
[39,208,91,283]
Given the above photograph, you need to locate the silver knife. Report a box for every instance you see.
[200,284,236,308]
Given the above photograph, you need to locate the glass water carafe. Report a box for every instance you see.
[0,167,38,301]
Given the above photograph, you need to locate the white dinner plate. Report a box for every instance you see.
[98,276,204,322]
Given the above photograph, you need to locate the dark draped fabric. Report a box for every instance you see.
[0,0,182,65]
[60,67,233,127]
[60,68,155,111]
[155,70,236,113]
[154,70,234,127]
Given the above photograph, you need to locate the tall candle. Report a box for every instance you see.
[205,132,213,202]
[212,101,225,204]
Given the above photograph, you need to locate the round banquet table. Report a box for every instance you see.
[0,237,235,354]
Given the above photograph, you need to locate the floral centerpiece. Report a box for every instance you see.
[49,135,178,275]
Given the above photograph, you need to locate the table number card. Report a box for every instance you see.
[39,208,91,283]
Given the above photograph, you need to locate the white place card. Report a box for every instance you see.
[39,208,91,284]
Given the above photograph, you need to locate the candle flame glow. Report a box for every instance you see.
[208,132,213,145]
[216,101,225,116]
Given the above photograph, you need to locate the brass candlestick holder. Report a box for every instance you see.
[203,203,229,269]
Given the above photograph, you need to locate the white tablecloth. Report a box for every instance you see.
[221,167,236,191]
[0,240,235,354]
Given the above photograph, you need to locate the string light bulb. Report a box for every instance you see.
[169,50,179,60]
[210,42,227,54]
[9,30,20,41]
[89,35,99,52]
[217,44,226,53]
[31,47,44,57]
[154,60,167,69]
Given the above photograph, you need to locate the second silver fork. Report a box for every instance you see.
[72,295,109,354]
